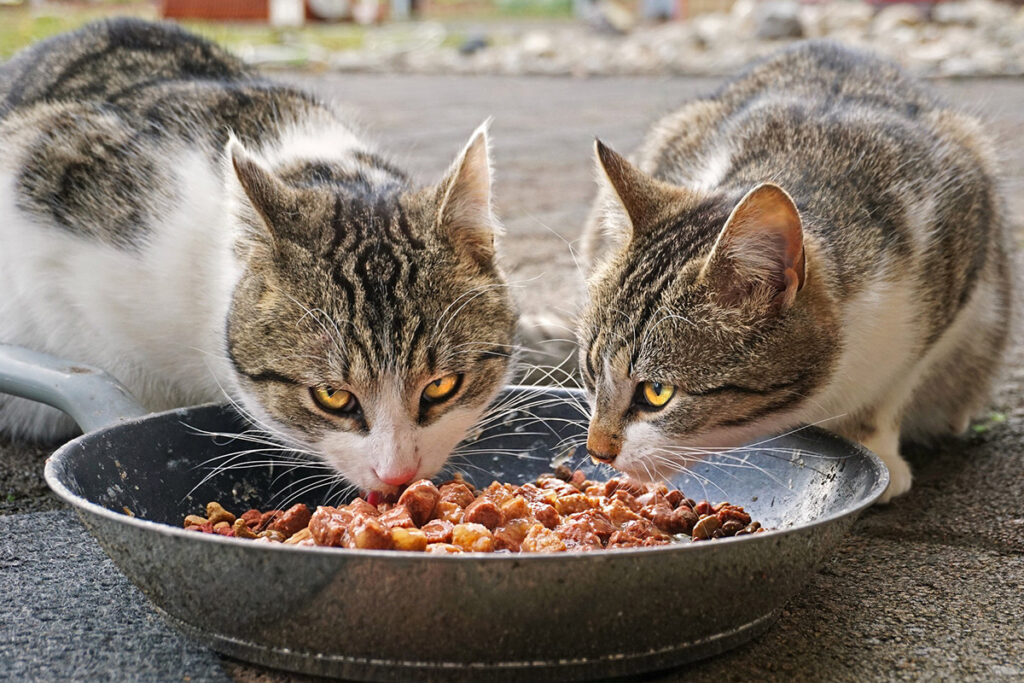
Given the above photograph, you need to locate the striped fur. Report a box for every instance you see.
[577,42,1012,502]
[0,20,517,493]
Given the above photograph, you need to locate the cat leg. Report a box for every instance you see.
[859,421,912,504]
[901,278,1009,441]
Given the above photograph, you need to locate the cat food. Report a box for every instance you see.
[182,467,763,552]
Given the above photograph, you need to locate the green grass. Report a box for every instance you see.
[0,2,156,58]
[972,410,1007,434]
[0,0,572,60]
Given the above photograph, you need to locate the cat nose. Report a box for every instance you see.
[374,466,418,486]
[586,430,621,464]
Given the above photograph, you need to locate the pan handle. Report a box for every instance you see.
[0,344,148,433]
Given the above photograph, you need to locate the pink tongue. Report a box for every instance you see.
[365,490,385,506]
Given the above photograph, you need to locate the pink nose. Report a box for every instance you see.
[375,466,418,486]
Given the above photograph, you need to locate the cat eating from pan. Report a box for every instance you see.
[0,19,517,494]
[576,42,1010,503]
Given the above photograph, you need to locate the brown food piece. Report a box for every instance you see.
[308,506,354,547]
[421,519,454,544]
[463,497,502,530]
[520,524,567,553]
[258,529,287,543]
[205,502,235,526]
[480,481,515,505]
[439,481,476,508]
[529,501,561,529]
[347,514,393,550]
[451,523,495,552]
[716,505,752,526]
[284,528,313,545]
[610,489,641,511]
[391,527,429,551]
[556,513,607,549]
[183,514,207,528]
[693,500,714,516]
[232,518,258,539]
[398,480,440,526]
[553,464,573,481]
[603,499,641,525]
[185,471,763,553]
[434,500,464,524]
[257,509,283,531]
[268,503,312,538]
[620,518,669,542]
[517,483,557,506]
[554,493,591,516]
[378,505,416,529]
[347,498,379,518]
[536,476,578,497]
[425,543,462,554]
[493,518,533,552]
[721,520,745,536]
[499,495,530,521]
[692,515,721,541]
[240,509,262,529]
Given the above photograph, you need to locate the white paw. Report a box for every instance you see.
[875,452,913,504]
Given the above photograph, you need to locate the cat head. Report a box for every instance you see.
[223,125,517,493]
[577,141,840,479]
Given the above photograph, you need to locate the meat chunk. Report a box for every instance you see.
[398,480,441,526]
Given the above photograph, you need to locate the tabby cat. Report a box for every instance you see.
[0,20,517,493]
[577,42,1011,502]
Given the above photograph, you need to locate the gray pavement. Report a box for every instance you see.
[2,74,1023,681]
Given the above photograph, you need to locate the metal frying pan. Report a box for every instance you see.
[0,343,887,681]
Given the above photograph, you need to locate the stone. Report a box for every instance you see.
[458,34,489,56]
[873,3,926,35]
[753,0,804,40]
[521,31,556,58]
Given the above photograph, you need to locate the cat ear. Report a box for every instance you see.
[436,121,497,264]
[594,140,687,242]
[227,137,297,247]
[702,183,806,310]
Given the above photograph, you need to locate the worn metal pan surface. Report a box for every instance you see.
[0,344,887,681]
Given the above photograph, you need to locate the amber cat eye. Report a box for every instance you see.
[637,381,675,409]
[422,374,462,403]
[311,386,358,414]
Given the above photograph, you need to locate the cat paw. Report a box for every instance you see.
[875,452,913,504]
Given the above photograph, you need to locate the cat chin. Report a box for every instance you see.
[615,411,807,481]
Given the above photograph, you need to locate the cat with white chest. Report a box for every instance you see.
[576,42,1011,502]
[0,19,517,494]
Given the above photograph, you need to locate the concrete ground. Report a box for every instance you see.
[2,73,1023,681]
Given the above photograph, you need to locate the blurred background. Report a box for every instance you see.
[1,0,1023,77]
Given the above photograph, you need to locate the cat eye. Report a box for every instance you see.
[311,386,359,414]
[635,382,676,410]
[422,373,462,404]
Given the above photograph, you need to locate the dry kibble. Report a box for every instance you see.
[205,501,235,526]
[232,518,257,539]
[183,514,207,528]
[184,472,762,552]
[692,515,722,541]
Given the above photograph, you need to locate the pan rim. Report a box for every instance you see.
[43,392,889,562]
